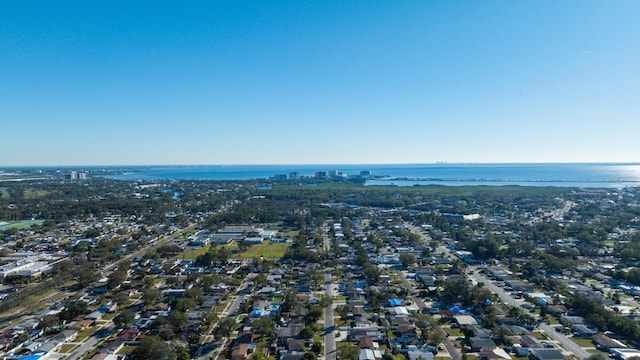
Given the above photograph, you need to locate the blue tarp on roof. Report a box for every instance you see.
[450,306,461,314]
[389,299,403,307]
[20,356,43,360]
[250,310,271,317]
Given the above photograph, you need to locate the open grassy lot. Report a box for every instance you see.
[279,230,300,237]
[0,220,44,231]
[23,189,51,199]
[239,242,291,259]
[181,245,211,259]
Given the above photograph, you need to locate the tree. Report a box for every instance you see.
[399,253,417,268]
[299,326,315,339]
[311,341,323,355]
[142,286,163,306]
[76,263,99,287]
[132,336,176,360]
[60,300,87,321]
[336,305,350,323]
[214,317,237,339]
[107,270,127,290]
[114,310,135,329]
[201,310,218,330]
[168,311,188,332]
[306,305,324,323]
[38,315,60,333]
[427,330,445,346]
[252,317,274,335]
[586,354,606,360]
[338,344,359,360]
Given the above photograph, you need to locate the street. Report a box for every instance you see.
[396,270,462,360]
[324,268,336,360]
[470,271,591,359]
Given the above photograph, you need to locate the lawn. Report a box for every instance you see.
[0,220,44,231]
[532,332,548,340]
[177,230,195,239]
[445,328,465,337]
[59,344,80,353]
[571,337,595,347]
[76,327,96,341]
[239,242,291,259]
[279,230,300,237]
[102,313,117,321]
[117,345,137,355]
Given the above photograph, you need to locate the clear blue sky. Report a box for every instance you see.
[1,1,639,166]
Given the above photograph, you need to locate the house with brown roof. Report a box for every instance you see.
[593,334,626,351]
[68,319,95,330]
[117,328,145,344]
[359,336,376,349]
[231,343,249,360]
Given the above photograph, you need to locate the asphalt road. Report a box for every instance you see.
[66,324,114,360]
[470,271,591,359]
[396,270,462,360]
[324,268,337,360]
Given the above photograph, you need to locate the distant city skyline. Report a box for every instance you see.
[1,1,639,166]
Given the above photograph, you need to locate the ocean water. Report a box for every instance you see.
[102,163,640,188]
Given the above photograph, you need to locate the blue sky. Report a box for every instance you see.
[1,1,639,166]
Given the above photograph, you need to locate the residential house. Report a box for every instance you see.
[469,337,496,352]
[529,348,564,360]
[592,334,626,351]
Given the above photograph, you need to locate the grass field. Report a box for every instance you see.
[181,246,211,259]
[279,230,300,237]
[0,220,44,231]
[23,189,51,199]
[239,242,291,259]
[0,188,8,199]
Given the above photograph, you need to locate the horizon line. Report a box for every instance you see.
[1,161,640,168]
